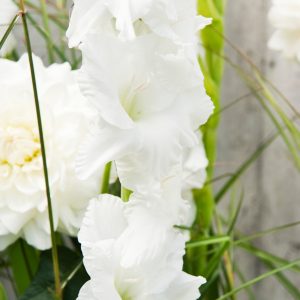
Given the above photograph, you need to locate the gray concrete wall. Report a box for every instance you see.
[217,0,300,298]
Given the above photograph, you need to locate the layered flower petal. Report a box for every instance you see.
[77,34,213,192]
[0,54,100,250]
[78,194,205,300]
[67,0,210,49]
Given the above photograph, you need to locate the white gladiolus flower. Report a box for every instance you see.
[67,0,211,48]
[0,54,100,250]
[182,132,208,193]
[77,195,206,300]
[76,34,213,193]
[0,0,18,56]
[180,133,209,229]
[268,0,300,61]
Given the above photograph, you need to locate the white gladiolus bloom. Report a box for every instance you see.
[0,54,100,250]
[77,195,206,300]
[76,34,213,193]
[67,0,211,48]
[182,132,208,193]
[180,133,208,229]
[269,0,300,61]
[0,0,18,56]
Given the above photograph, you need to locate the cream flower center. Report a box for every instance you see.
[120,77,149,121]
[0,125,41,168]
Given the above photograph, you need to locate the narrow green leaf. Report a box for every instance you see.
[263,261,300,300]
[186,236,230,249]
[204,242,231,278]
[216,258,300,300]
[234,221,300,245]
[25,13,67,62]
[227,190,244,234]
[234,265,256,300]
[0,283,8,300]
[39,0,54,63]
[215,132,278,203]
[238,243,300,274]
[0,14,19,51]
[8,240,39,295]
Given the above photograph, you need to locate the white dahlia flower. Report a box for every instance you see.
[67,0,210,48]
[269,0,300,61]
[0,54,100,250]
[77,195,206,300]
[76,34,213,193]
[0,0,18,56]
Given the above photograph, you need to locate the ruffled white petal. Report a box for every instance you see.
[0,54,100,250]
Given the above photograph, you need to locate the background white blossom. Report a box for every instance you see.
[0,54,100,250]
[268,0,300,61]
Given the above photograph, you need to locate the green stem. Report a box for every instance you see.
[101,162,112,194]
[39,0,54,63]
[121,187,131,202]
[20,3,62,299]
[0,14,19,51]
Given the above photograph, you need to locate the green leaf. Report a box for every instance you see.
[263,261,300,300]
[8,240,39,295]
[0,14,19,52]
[215,132,278,203]
[234,221,300,245]
[216,258,300,300]
[20,247,87,300]
[186,236,230,249]
[239,243,300,274]
[0,283,8,300]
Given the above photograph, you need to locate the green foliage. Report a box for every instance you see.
[0,283,8,300]
[8,241,39,295]
[20,247,88,300]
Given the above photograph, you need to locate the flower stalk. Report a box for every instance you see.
[19,1,62,298]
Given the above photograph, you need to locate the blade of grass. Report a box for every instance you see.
[256,74,300,150]
[204,242,231,278]
[227,190,244,234]
[39,0,54,63]
[234,265,256,300]
[0,283,8,300]
[210,25,300,117]
[0,14,19,51]
[263,260,300,299]
[234,221,300,245]
[216,258,300,300]
[186,236,230,249]
[215,132,279,203]
[238,243,300,273]
[20,1,62,298]
[25,12,67,62]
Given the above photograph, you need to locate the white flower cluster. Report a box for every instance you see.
[67,0,214,299]
[268,0,300,61]
[0,55,100,250]
[0,0,18,56]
